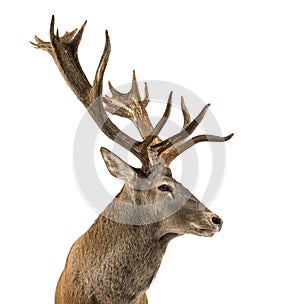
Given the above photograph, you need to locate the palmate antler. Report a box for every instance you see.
[31,16,233,172]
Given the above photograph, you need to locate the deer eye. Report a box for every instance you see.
[158,184,172,192]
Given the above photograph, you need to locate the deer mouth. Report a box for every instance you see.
[189,223,219,237]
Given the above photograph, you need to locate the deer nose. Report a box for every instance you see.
[211,216,223,230]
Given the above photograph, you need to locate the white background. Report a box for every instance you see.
[1,1,300,303]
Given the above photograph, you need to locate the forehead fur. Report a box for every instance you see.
[131,165,173,190]
[137,164,172,178]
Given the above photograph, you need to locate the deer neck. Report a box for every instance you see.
[86,214,170,303]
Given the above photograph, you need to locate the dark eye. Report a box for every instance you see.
[158,184,172,192]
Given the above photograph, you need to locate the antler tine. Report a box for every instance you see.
[161,133,234,165]
[142,91,173,147]
[143,82,150,108]
[181,96,191,128]
[90,30,111,101]
[131,70,142,101]
[150,91,173,137]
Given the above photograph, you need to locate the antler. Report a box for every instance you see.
[31,16,233,171]
[150,100,234,165]
[31,16,153,167]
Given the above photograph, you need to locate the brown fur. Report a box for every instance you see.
[54,167,223,304]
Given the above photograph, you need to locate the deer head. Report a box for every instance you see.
[31,16,233,241]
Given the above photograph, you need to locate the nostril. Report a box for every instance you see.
[212,216,222,226]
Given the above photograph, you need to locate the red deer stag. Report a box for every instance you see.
[32,16,233,304]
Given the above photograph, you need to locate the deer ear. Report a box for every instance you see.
[100,147,136,183]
